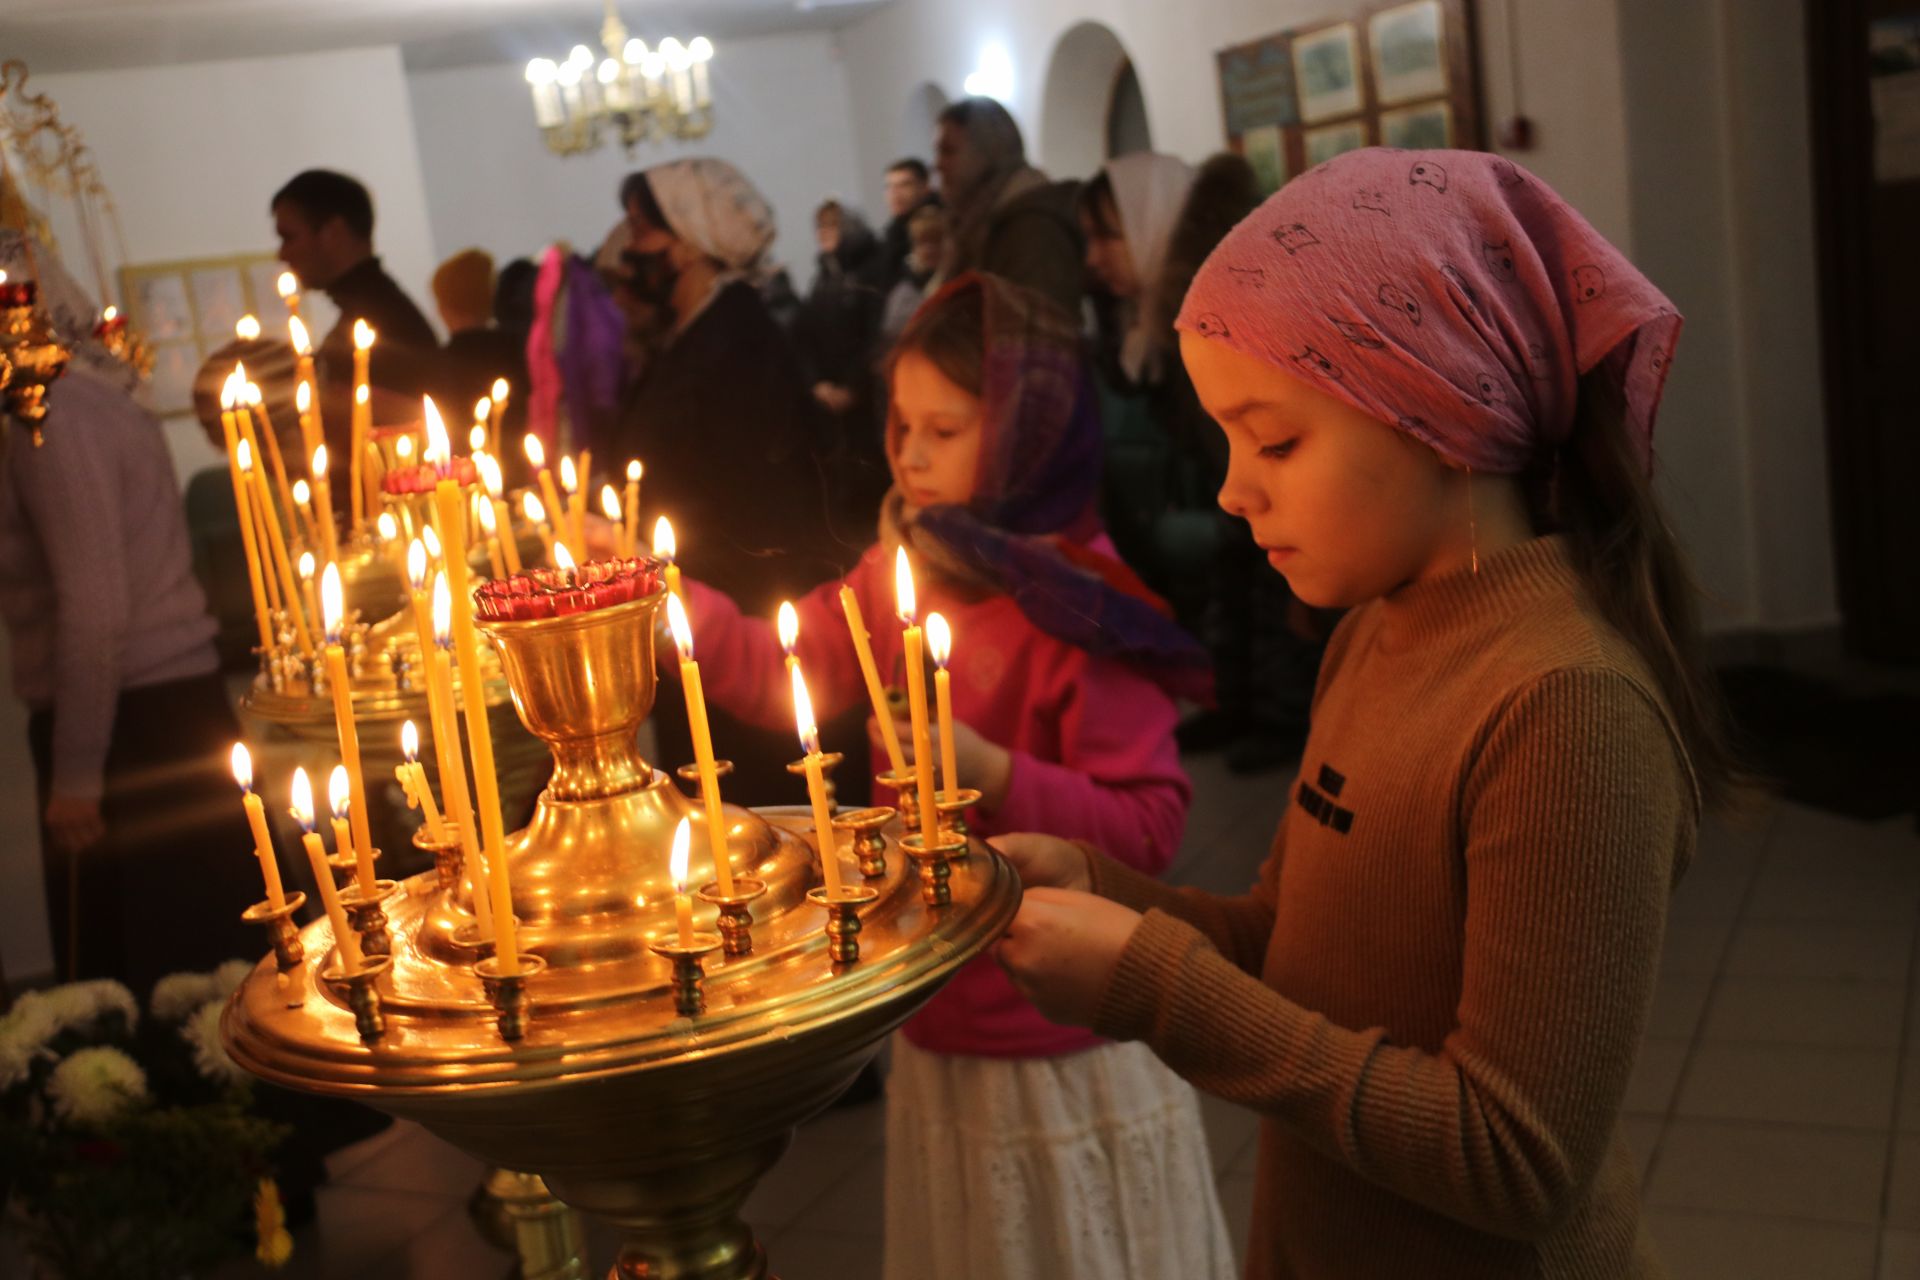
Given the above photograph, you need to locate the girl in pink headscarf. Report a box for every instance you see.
[990,149,1742,1278]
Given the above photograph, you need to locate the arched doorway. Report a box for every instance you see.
[898,81,950,164]
[1040,20,1151,175]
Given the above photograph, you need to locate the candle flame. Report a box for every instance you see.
[236,438,253,471]
[421,524,441,560]
[626,459,642,483]
[407,539,427,591]
[296,380,312,412]
[329,764,351,820]
[101,305,117,322]
[293,478,311,505]
[476,495,497,533]
[491,377,509,403]
[234,359,248,386]
[469,425,487,452]
[476,453,504,498]
[522,492,546,525]
[523,434,546,470]
[312,444,328,479]
[423,397,450,463]
[355,384,369,407]
[558,456,578,494]
[473,397,491,424]
[652,515,676,563]
[298,550,315,580]
[666,592,694,662]
[927,612,952,668]
[230,741,254,792]
[432,572,451,645]
[600,484,620,522]
[395,435,414,461]
[235,314,261,341]
[220,373,236,411]
[791,661,819,755]
[289,315,311,355]
[290,767,315,830]
[401,719,420,762]
[321,561,344,641]
[894,546,917,623]
[353,319,375,351]
[376,511,399,544]
[670,816,691,891]
[554,541,576,571]
[777,601,799,654]
[244,382,263,407]
[277,271,298,300]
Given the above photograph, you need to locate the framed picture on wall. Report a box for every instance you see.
[1214,0,1482,196]
[120,251,286,418]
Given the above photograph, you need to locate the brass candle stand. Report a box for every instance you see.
[807,885,881,964]
[875,765,922,830]
[240,892,308,1008]
[786,750,843,812]
[935,788,983,840]
[646,934,723,1016]
[833,806,897,879]
[899,832,969,907]
[338,873,399,958]
[477,952,548,1040]
[226,577,1021,1280]
[696,878,767,957]
[323,953,392,1040]
[415,824,465,892]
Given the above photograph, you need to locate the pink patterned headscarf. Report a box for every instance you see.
[1177,148,1681,475]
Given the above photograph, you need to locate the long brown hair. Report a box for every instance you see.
[1536,373,1745,812]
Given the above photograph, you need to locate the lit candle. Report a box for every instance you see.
[839,584,909,778]
[474,496,507,579]
[522,492,557,565]
[397,719,449,842]
[297,552,321,641]
[488,378,508,452]
[896,548,938,840]
[525,435,566,551]
[350,321,374,531]
[430,398,519,974]
[230,743,286,909]
[469,425,488,455]
[320,563,378,897]
[421,522,443,567]
[623,460,642,559]
[291,478,316,548]
[235,439,289,630]
[220,387,275,655]
[553,541,576,574]
[328,766,357,885]
[472,397,491,453]
[791,663,844,899]
[558,455,586,550]
[670,817,695,947]
[242,377,300,543]
[653,516,681,599]
[376,511,406,582]
[276,270,302,323]
[292,767,363,972]
[290,321,320,464]
[430,573,493,940]
[243,438,314,657]
[599,485,623,557]
[310,445,340,566]
[777,600,800,678]
[476,454,521,574]
[665,593,735,896]
[235,314,261,342]
[927,612,959,796]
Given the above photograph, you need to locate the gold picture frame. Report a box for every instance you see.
[119,251,284,419]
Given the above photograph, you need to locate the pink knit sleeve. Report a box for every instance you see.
[990,656,1189,875]
[682,566,869,735]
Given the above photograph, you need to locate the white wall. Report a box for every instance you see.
[32,47,441,486]
[406,31,864,293]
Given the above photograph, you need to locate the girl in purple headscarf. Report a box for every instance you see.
[992,149,1742,1278]
[681,273,1232,1279]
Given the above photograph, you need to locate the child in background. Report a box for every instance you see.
[680,273,1235,1279]
[994,148,1736,1278]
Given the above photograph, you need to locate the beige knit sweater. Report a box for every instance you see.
[1089,536,1698,1279]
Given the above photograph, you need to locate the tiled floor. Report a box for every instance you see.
[197,753,1917,1279]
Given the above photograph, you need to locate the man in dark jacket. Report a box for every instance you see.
[879,158,941,292]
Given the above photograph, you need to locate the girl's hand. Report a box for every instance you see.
[987,833,1091,892]
[883,714,1015,810]
[996,887,1143,1027]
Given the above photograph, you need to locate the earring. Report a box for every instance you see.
[1465,464,1480,576]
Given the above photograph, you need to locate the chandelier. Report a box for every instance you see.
[524,1,714,157]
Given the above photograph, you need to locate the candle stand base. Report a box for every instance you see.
[324,954,392,1040]
[338,877,399,958]
[476,953,548,1041]
[648,934,723,1017]
[832,807,896,879]
[900,833,967,907]
[935,788,983,842]
[241,892,308,1008]
[697,878,767,957]
[414,825,464,892]
[786,751,844,814]
[875,767,921,830]
[674,759,734,792]
[807,885,881,964]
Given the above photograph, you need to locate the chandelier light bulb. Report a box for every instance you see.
[689,37,714,63]
[598,58,619,85]
[623,38,647,64]
[526,58,556,85]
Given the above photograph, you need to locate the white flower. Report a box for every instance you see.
[36,979,139,1036]
[45,1046,147,1127]
[0,994,60,1090]
[181,1001,248,1087]
[151,972,223,1023]
[214,958,255,996]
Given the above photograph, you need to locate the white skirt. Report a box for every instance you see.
[881,1035,1237,1280]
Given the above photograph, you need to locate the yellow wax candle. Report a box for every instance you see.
[474,496,508,579]
[319,564,378,897]
[361,432,384,522]
[230,743,285,909]
[429,575,492,940]
[599,485,623,557]
[290,321,321,462]
[430,401,519,974]
[670,817,695,947]
[239,381,300,542]
[311,445,340,567]
[559,455,586,551]
[378,513,407,583]
[623,461,641,559]
[488,378,508,454]
[839,584,908,777]
[276,270,302,324]
[237,441,285,621]
[297,553,322,652]
[665,594,735,896]
[472,398,491,456]
[522,492,557,565]
[927,612,959,796]
[653,516,681,599]
[526,435,566,547]
[247,447,314,656]
[328,767,357,886]
[292,767,364,973]
[291,479,316,549]
[493,498,523,574]
[896,548,938,839]
[222,404,275,655]
[350,321,374,530]
[791,663,844,899]
[398,720,449,842]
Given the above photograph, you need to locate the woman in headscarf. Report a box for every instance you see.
[934,97,1085,317]
[605,157,853,805]
[1081,152,1323,774]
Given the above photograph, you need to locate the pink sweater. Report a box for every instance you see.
[685,541,1190,1057]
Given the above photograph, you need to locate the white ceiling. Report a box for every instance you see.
[0,0,889,73]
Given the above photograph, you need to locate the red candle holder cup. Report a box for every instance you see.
[474,556,666,623]
[383,457,480,494]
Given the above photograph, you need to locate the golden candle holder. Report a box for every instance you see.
[899,832,968,907]
[476,952,548,1040]
[806,885,881,964]
[414,823,465,892]
[0,287,72,446]
[673,758,733,791]
[935,788,984,842]
[647,933,723,1017]
[322,953,393,1040]
[832,806,897,879]
[696,877,767,957]
[239,891,308,984]
[226,574,1021,1280]
[786,750,844,812]
[876,766,922,830]
[337,875,399,958]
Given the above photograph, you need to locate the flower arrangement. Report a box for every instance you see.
[0,964,290,1280]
